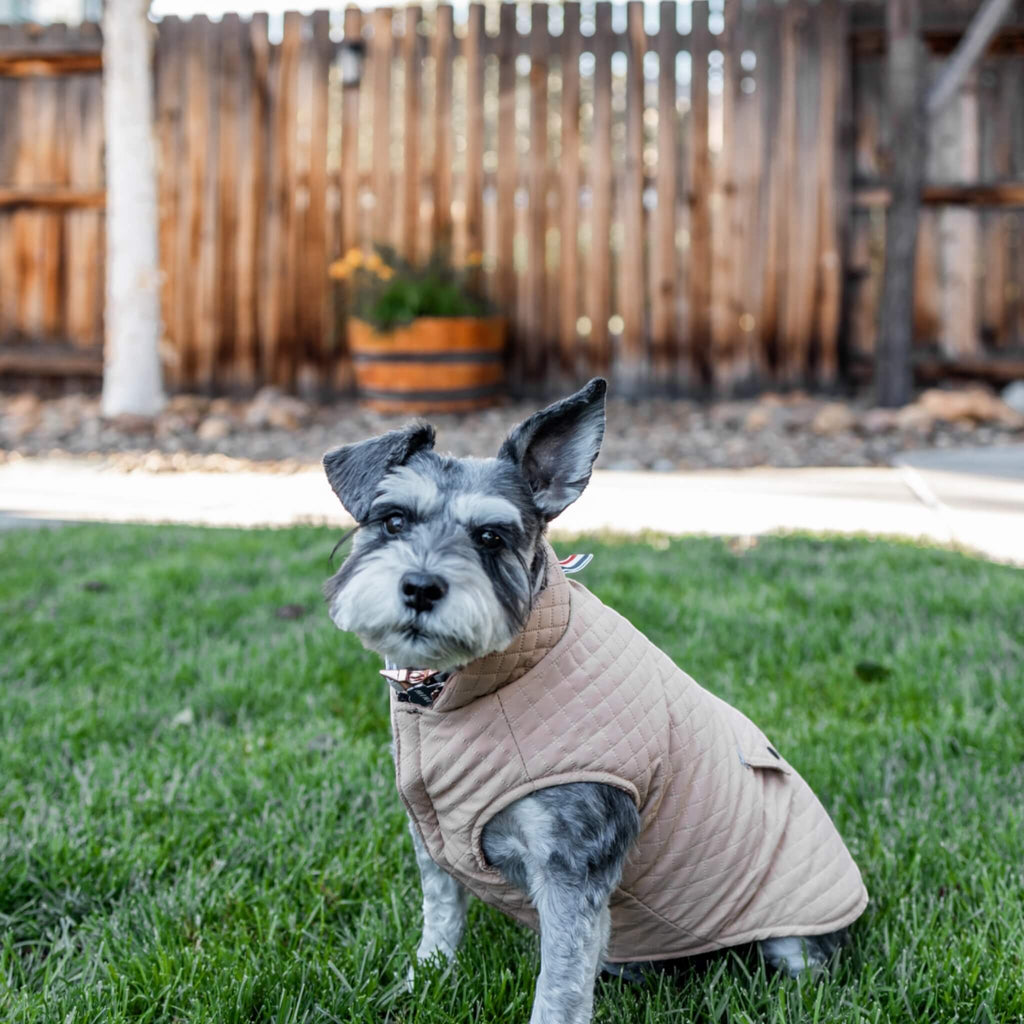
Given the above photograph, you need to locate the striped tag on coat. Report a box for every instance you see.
[557,552,593,574]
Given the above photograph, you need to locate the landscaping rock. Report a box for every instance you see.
[893,404,936,434]
[2,394,43,440]
[196,416,233,442]
[858,407,899,435]
[916,386,1024,428]
[244,386,311,431]
[155,411,197,440]
[1002,380,1024,416]
[743,405,774,432]
[107,413,155,436]
[166,394,209,425]
[208,397,239,419]
[811,402,856,436]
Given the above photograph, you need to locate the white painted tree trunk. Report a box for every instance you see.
[101,0,164,418]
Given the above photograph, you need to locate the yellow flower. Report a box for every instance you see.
[328,258,350,280]
[345,247,364,268]
[365,251,384,272]
[378,266,395,281]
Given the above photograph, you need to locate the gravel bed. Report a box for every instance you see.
[1,390,1022,474]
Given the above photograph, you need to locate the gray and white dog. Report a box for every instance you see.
[322,380,847,1023]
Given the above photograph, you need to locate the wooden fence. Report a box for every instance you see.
[1,1,1023,397]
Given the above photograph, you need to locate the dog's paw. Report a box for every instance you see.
[759,936,829,978]
[600,960,654,987]
[404,942,457,990]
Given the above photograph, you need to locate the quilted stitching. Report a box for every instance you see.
[393,543,868,962]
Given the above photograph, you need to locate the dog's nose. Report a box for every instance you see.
[401,572,448,613]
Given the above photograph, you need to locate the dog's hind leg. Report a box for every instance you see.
[759,929,848,977]
[482,782,640,1024]
[409,820,468,964]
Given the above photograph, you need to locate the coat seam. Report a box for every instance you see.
[495,691,533,783]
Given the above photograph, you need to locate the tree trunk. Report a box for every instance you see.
[101,0,164,417]
[876,0,925,408]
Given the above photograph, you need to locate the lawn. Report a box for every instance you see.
[1,524,1022,1024]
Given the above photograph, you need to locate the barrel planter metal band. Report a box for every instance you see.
[348,317,506,413]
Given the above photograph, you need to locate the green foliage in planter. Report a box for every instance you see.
[330,246,494,333]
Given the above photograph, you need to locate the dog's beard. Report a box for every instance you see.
[328,539,525,671]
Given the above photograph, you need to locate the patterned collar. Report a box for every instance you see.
[380,666,451,707]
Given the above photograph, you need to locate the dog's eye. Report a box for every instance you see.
[477,529,504,551]
[384,513,406,535]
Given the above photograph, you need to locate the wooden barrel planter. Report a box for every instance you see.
[348,316,506,413]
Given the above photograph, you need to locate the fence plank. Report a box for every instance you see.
[651,1,678,389]
[557,2,582,377]
[432,4,454,243]
[271,12,302,385]
[340,6,363,261]
[756,3,783,376]
[154,17,182,382]
[710,0,733,393]
[780,1,818,387]
[248,14,271,384]
[815,0,846,385]
[930,57,981,357]
[523,5,549,382]
[370,7,393,245]
[217,14,242,388]
[464,3,485,271]
[12,70,41,339]
[310,10,333,383]
[400,6,421,261]
[196,16,221,390]
[688,0,711,386]
[173,16,206,384]
[230,14,260,390]
[619,0,646,392]
[732,1,767,389]
[588,2,613,373]
[64,71,104,351]
[495,3,517,323]
[38,27,66,340]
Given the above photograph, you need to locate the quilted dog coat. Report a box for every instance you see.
[391,544,868,962]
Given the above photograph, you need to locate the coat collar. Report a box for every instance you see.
[427,542,573,712]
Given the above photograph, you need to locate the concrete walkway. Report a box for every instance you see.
[1,445,1022,565]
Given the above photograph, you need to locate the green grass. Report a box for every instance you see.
[1,525,1022,1024]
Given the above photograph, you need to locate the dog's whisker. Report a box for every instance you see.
[328,526,358,567]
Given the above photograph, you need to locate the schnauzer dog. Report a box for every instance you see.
[322,380,867,1024]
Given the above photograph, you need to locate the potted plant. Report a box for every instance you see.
[329,247,505,413]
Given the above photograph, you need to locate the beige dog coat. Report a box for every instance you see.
[391,545,868,962]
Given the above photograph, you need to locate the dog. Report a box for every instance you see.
[322,379,867,1024]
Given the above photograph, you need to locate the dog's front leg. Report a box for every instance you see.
[408,820,468,964]
[482,782,640,1024]
[530,886,611,1024]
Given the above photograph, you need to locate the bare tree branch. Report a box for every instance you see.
[926,0,1015,117]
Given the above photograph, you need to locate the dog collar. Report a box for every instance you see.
[381,665,451,707]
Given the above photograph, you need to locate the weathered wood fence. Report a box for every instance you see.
[1,1,1023,397]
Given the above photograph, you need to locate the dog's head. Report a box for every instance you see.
[322,379,606,670]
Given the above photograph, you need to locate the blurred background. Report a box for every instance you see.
[1,0,1023,557]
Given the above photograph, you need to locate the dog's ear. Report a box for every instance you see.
[499,378,607,521]
[323,423,435,521]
